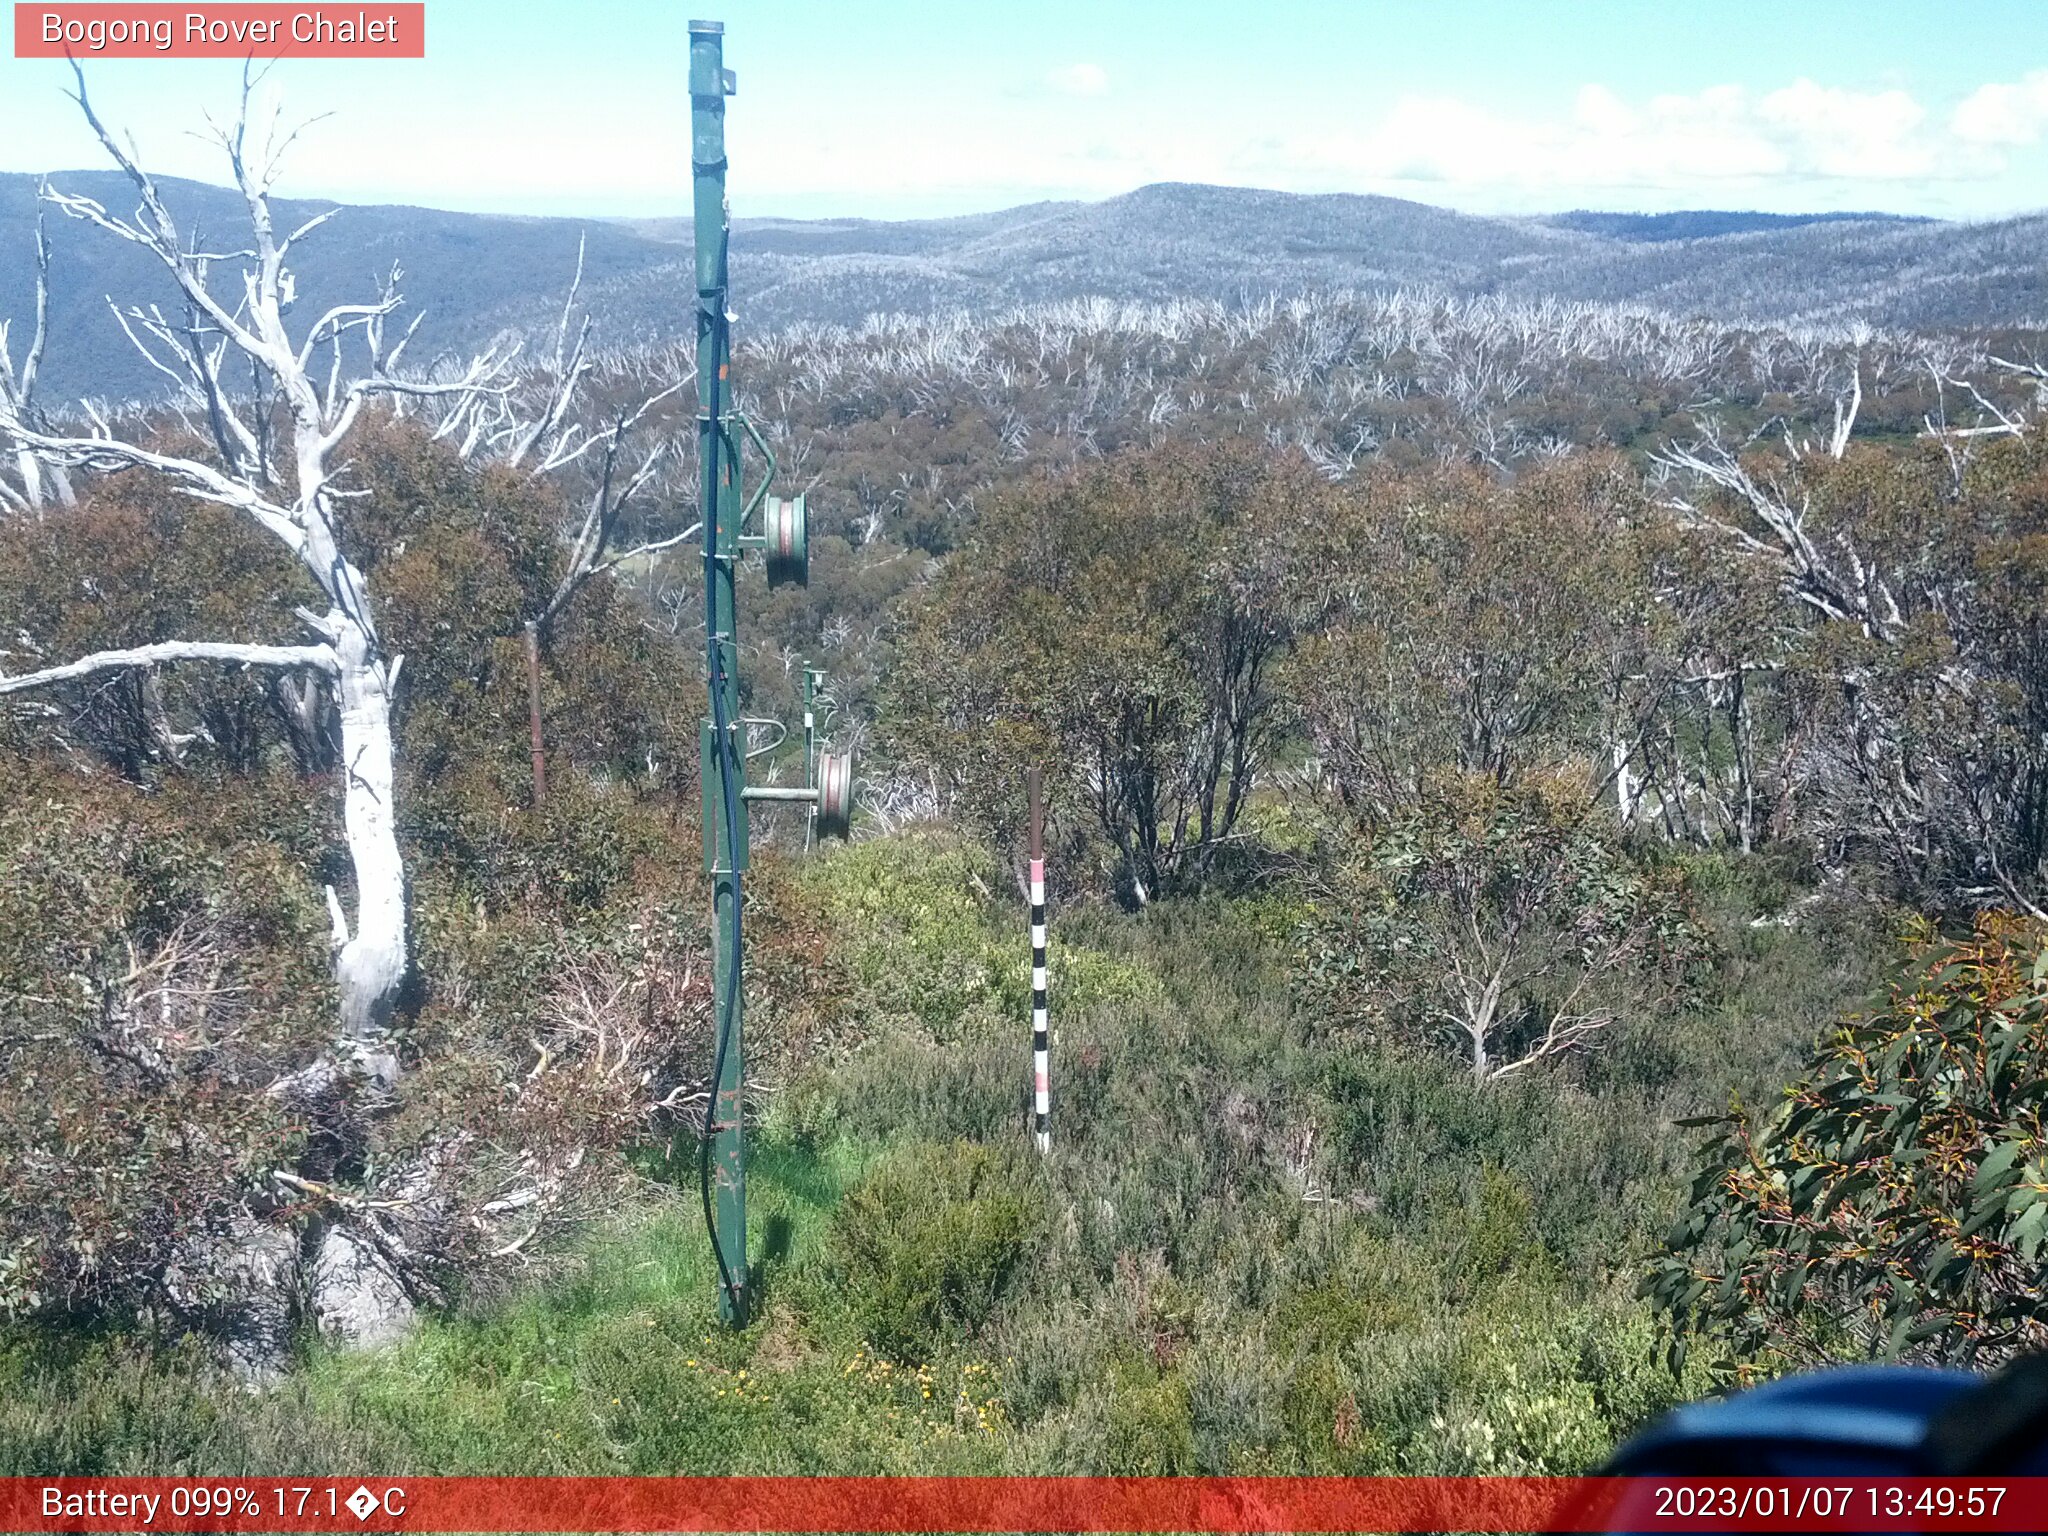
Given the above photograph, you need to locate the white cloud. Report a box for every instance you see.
[1755,79,1930,178]
[1572,84,1637,139]
[1043,62,1109,98]
[1953,69,2048,145]
[1237,78,1959,201]
[699,60,2048,221]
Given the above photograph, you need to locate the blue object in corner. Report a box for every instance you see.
[1604,1365,1983,1477]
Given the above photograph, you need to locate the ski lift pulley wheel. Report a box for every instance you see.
[764,494,809,588]
[815,748,854,840]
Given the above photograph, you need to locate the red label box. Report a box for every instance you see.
[13,4,425,58]
[7,1477,2048,1533]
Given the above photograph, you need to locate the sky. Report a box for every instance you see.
[1,0,2045,223]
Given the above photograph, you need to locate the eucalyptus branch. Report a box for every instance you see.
[0,640,338,696]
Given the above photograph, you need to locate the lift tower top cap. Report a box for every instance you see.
[689,19,723,33]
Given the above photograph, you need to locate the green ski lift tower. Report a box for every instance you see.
[691,17,854,1328]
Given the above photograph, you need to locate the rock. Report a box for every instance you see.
[308,1224,414,1349]
[162,1209,300,1385]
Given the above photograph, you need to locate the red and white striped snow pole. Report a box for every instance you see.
[1028,766,1050,1154]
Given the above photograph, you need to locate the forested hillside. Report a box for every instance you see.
[7,91,2048,1479]
[4,171,2043,402]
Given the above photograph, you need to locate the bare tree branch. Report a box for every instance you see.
[0,640,338,696]
[0,415,308,552]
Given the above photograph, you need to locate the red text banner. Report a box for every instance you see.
[4,1476,2048,1533]
[14,4,425,58]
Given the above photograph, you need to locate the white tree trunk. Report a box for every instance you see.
[332,620,406,1072]
[0,61,537,1366]
[1612,739,1639,828]
[13,447,43,510]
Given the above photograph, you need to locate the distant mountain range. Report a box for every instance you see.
[1540,208,1937,243]
[2,173,2042,403]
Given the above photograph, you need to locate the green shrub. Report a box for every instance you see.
[1648,914,2048,1376]
[1453,1164,1542,1289]
[1295,776,1705,1083]
[0,769,331,1324]
[1097,1359,1196,1473]
[829,1139,1039,1361]
[800,829,1158,1047]
[801,833,1016,1041]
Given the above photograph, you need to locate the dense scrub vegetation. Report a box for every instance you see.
[7,256,2048,1470]
[0,424,816,1352]
[4,828,1880,1474]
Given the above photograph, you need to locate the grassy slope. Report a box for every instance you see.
[1,1143,1013,1476]
[0,830,1889,1475]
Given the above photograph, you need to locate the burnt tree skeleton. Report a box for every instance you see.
[1658,358,2048,919]
[0,65,543,1366]
[0,62,515,1057]
[0,190,75,514]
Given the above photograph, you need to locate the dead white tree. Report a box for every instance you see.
[0,67,538,1366]
[0,191,75,515]
[0,65,508,1064]
[429,243,697,805]
[1655,383,1904,646]
[1657,364,2048,913]
[1989,350,2048,401]
[459,239,698,617]
[1651,393,1922,875]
